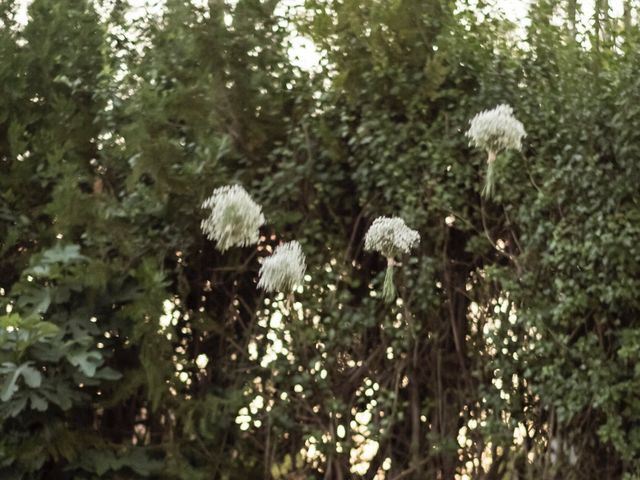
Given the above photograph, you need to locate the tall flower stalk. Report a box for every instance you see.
[364,217,420,303]
[382,257,397,302]
[466,104,526,198]
[484,149,498,198]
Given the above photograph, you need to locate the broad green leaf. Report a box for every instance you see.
[66,350,103,377]
[0,362,42,402]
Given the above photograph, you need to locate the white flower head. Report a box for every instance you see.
[258,241,306,293]
[201,185,265,252]
[364,216,420,259]
[466,104,526,155]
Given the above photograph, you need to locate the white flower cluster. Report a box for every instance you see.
[364,216,420,259]
[201,185,265,252]
[257,241,307,293]
[466,104,526,155]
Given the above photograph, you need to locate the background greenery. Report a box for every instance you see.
[1,0,639,478]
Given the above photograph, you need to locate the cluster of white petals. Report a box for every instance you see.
[466,104,526,154]
[257,241,307,293]
[201,185,265,252]
[364,216,420,259]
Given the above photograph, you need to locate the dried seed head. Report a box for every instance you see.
[364,216,420,260]
[258,241,306,293]
[201,185,265,252]
[466,104,526,155]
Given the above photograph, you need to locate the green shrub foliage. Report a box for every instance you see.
[1,0,639,478]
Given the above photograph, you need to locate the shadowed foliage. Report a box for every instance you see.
[1,0,640,478]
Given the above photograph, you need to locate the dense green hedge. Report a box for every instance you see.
[1,0,639,478]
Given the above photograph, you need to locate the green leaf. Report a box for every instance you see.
[16,287,52,315]
[66,350,103,377]
[0,362,42,402]
[41,244,86,264]
[93,367,123,381]
[29,393,48,411]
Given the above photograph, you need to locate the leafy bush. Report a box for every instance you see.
[1,0,639,478]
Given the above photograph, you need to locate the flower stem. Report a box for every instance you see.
[382,260,396,303]
[482,150,497,198]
